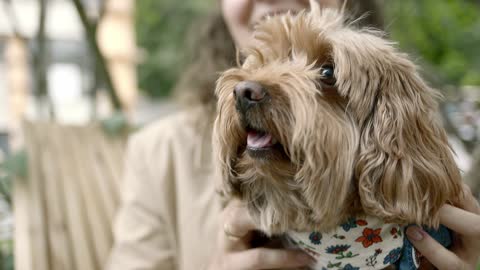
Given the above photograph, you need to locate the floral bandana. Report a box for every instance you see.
[285,216,452,270]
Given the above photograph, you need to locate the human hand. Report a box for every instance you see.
[207,199,313,270]
[407,184,480,270]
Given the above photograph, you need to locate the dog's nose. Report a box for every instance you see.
[234,81,267,103]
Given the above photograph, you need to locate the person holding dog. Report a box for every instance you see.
[106,1,480,270]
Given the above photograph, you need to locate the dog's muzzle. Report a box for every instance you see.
[234,81,268,115]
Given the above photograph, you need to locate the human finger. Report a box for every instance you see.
[406,226,466,270]
[438,204,480,237]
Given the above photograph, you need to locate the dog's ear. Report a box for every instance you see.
[355,54,463,227]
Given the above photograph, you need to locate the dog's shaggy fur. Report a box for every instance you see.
[213,2,463,236]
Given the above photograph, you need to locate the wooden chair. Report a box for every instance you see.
[14,122,126,270]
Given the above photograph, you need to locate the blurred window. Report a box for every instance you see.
[48,63,91,124]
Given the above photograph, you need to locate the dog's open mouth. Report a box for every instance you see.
[247,129,276,149]
[245,126,284,159]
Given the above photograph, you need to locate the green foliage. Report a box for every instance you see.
[0,240,13,270]
[1,150,27,179]
[386,0,480,86]
[136,0,480,98]
[0,150,27,206]
[101,111,130,136]
[135,0,214,98]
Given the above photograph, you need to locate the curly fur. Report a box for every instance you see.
[213,1,462,236]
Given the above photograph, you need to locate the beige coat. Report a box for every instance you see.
[106,107,222,270]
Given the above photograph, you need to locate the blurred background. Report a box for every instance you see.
[0,0,479,269]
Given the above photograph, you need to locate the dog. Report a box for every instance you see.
[213,1,463,269]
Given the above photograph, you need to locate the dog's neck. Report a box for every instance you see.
[235,173,361,235]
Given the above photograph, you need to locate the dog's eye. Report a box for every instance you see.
[319,65,336,86]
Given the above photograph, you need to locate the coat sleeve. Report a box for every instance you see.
[106,126,177,270]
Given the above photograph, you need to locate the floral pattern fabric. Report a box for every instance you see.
[286,217,452,270]
[286,216,404,270]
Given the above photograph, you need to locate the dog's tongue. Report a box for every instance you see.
[247,131,273,149]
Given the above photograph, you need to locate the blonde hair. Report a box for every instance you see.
[173,13,236,108]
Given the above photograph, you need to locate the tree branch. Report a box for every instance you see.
[71,0,122,110]
[33,0,49,98]
[36,0,55,118]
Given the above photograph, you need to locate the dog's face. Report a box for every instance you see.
[214,3,462,234]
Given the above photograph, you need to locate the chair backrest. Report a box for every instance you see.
[14,122,126,270]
